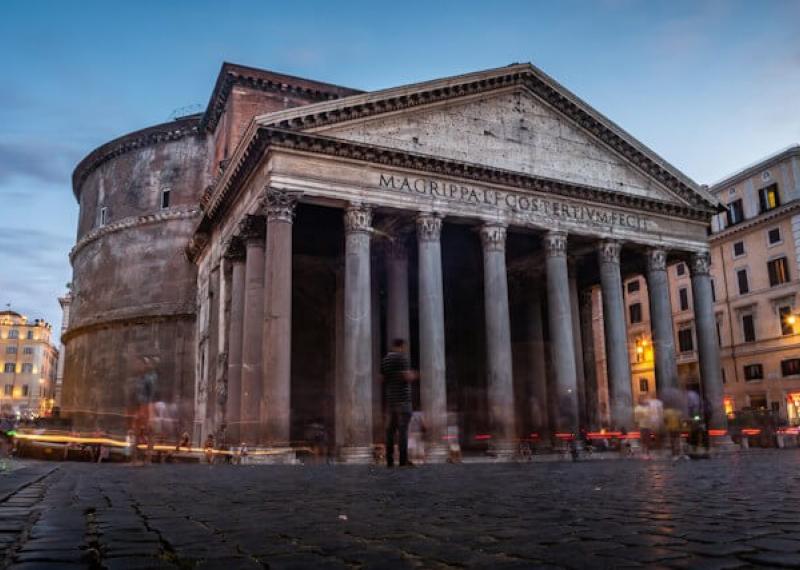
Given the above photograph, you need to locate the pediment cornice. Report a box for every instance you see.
[254,63,718,211]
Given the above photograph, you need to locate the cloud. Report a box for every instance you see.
[0,139,84,186]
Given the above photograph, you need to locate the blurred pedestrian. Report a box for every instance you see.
[381,338,418,468]
[204,434,215,464]
[634,396,653,457]
[176,431,190,452]
[446,412,462,464]
[408,411,427,464]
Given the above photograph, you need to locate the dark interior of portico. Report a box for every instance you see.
[285,202,656,452]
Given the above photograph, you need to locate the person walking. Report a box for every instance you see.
[381,338,418,468]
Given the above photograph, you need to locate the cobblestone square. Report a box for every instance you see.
[1,450,800,568]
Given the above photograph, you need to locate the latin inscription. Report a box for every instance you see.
[378,174,651,231]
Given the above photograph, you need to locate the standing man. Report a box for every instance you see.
[381,339,417,467]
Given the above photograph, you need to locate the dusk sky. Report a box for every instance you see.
[1,0,799,340]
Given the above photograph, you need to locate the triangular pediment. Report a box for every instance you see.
[321,89,683,204]
[255,64,718,211]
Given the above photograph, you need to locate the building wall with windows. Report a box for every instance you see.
[608,146,800,425]
[0,310,59,418]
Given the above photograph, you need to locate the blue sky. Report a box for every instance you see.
[1,0,799,340]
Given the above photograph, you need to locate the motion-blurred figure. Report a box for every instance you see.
[446,413,462,464]
[381,338,418,468]
[408,411,427,464]
[204,434,215,464]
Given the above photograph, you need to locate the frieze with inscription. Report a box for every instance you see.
[378,173,652,232]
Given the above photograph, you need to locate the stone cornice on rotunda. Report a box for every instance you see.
[71,114,202,200]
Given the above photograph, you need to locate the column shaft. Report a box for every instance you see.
[386,242,411,348]
[239,215,266,444]
[568,269,587,429]
[646,249,680,403]
[224,239,246,443]
[598,240,634,430]
[526,287,549,437]
[544,231,579,433]
[261,189,299,445]
[690,252,727,429]
[340,206,374,460]
[579,289,599,430]
[417,214,448,457]
[481,223,516,444]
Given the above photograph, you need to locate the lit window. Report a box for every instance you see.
[733,241,745,257]
[639,378,649,393]
[782,359,800,377]
[768,228,782,245]
[758,184,780,213]
[724,397,734,416]
[742,314,756,343]
[629,303,642,324]
[767,257,790,287]
[779,306,795,336]
[3,363,14,373]
[737,269,749,295]
[744,364,763,381]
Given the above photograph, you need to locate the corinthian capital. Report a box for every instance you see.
[598,240,622,265]
[344,205,372,234]
[480,223,507,252]
[689,251,711,276]
[238,214,266,243]
[261,187,300,223]
[416,213,442,242]
[543,231,567,258]
[646,247,668,272]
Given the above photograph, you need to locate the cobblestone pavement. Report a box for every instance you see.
[1,450,800,569]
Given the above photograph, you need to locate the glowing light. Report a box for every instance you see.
[787,315,797,326]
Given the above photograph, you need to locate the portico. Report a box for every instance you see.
[188,63,724,458]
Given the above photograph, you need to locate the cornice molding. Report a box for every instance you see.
[199,63,362,133]
[72,115,203,200]
[709,200,800,242]
[70,207,201,262]
[257,66,714,211]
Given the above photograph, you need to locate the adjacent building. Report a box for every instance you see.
[0,310,59,418]
[63,62,726,457]
[616,145,800,425]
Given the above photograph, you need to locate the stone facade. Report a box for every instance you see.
[64,62,726,453]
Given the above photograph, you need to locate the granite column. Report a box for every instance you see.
[261,189,299,446]
[238,215,266,444]
[417,213,448,460]
[224,237,246,444]
[339,205,374,462]
[598,240,634,430]
[480,223,516,448]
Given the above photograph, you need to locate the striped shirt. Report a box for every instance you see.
[381,351,412,410]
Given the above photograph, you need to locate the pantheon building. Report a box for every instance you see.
[63,62,726,459]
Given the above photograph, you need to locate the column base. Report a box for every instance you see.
[337,445,375,464]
